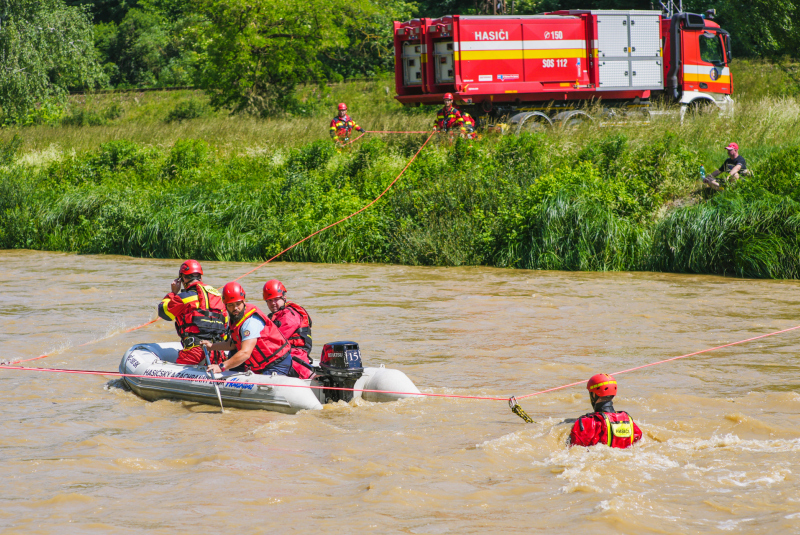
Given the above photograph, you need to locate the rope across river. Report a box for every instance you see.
[4,128,798,407]
[3,325,798,402]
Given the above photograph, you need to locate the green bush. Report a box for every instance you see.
[165,99,207,123]
[2,133,800,279]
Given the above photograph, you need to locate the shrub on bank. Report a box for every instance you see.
[1,133,800,278]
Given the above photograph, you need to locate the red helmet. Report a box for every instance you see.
[587,374,617,397]
[443,93,454,101]
[338,103,348,111]
[263,279,287,301]
[179,259,203,277]
[222,282,246,304]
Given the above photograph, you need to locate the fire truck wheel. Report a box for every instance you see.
[553,110,593,129]
[686,99,718,117]
[509,112,552,135]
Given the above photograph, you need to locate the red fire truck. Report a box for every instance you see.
[393,9,733,130]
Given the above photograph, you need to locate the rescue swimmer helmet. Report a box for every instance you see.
[587,373,617,397]
[179,259,203,277]
[263,279,287,301]
[443,93,454,101]
[338,103,348,111]
[222,282,246,304]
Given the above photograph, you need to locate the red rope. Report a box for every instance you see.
[7,132,434,365]
[514,324,800,400]
[6,325,799,403]
[11,318,159,364]
[234,131,435,281]
[339,132,367,146]
[366,130,431,134]
[0,364,507,401]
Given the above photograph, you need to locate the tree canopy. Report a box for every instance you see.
[0,0,106,122]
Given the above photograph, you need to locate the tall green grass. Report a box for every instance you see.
[3,64,800,278]
[2,126,800,278]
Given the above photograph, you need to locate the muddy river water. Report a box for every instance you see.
[1,250,799,534]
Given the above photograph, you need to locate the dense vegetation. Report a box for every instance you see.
[2,80,800,277]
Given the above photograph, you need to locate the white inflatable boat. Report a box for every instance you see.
[119,341,420,414]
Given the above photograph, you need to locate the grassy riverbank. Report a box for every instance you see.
[2,60,800,278]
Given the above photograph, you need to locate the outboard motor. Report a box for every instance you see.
[317,341,364,403]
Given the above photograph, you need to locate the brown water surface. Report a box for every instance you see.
[1,250,799,534]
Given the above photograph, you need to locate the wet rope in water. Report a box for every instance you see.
[10,319,159,365]
[0,364,507,400]
[3,325,799,403]
[514,324,800,400]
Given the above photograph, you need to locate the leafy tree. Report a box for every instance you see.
[190,0,384,115]
[65,0,138,24]
[321,0,416,79]
[0,0,106,123]
[712,0,799,58]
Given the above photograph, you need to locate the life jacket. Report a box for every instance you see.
[230,303,290,373]
[573,411,638,449]
[284,302,312,354]
[330,114,359,139]
[269,302,314,377]
[435,106,464,131]
[601,411,637,448]
[174,282,227,348]
[463,113,476,131]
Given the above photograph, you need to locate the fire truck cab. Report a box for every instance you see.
[393,9,733,126]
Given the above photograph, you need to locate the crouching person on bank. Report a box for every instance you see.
[202,282,292,376]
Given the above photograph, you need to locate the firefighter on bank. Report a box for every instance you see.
[157,260,227,365]
[202,282,293,376]
[434,93,466,135]
[330,103,365,145]
[263,279,315,379]
[568,373,643,449]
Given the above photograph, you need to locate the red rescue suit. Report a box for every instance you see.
[229,303,291,374]
[330,114,363,142]
[434,106,465,133]
[269,302,313,379]
[158,281,227,365]
[569,410,642,449]
[462,113,477,139]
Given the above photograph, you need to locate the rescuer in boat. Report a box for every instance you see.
[202,282,292,376]
[330,103,365,145]
[568,373,642,449]
[704,142,749,191]
[157,260,227,365]
[263,279,314,379]
[434,93,466,135]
